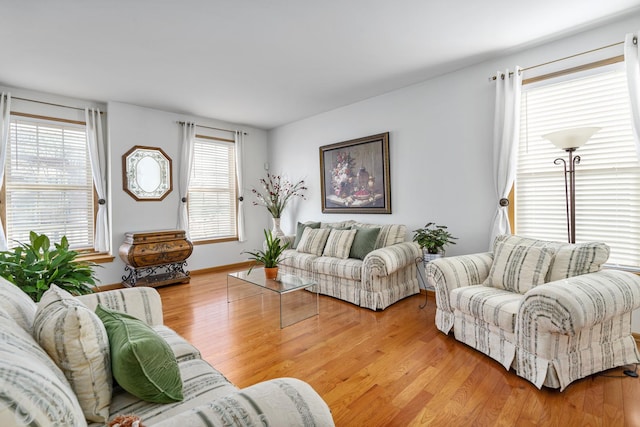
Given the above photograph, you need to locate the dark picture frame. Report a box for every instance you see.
[320,132,391,214]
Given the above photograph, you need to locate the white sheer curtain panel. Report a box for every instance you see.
[489,67,523,248]
[85,108,109,252]
[235,131,246,242]
[0,93,11,250]
[178,122,196,238]
[625,32,640,157]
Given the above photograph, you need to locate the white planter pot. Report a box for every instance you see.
[422,249,443,266]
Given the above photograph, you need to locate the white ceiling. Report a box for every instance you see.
[2,1,640,129]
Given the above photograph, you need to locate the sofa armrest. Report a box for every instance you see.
[76,287,164,326]
[425,252,493,333]
[519,270,640,336]
[362,242,421,278]
[152,377,335,427]
[281,234,295,247]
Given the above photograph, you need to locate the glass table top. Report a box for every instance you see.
[228,268,316,294]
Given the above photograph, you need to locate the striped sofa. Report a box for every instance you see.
[0,278,334,426]
[426,234,640,391]
[278,221,421,310]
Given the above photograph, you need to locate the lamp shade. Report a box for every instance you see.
[542,127,601,150]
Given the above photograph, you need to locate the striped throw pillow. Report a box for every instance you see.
[322,229,357,259]
[484,241,556,294]
[547,242,609,282]
[296,228,331,256]
[0,276,37,333]
[33,285,112,422]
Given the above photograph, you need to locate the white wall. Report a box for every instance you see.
[105,102,271,285]
[267,12,640,330]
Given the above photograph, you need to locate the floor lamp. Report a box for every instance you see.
[542,127,601,243]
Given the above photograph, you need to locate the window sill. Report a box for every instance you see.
[77,253,115,264]
[193,236,239,245]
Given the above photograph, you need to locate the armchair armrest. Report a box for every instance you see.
[518,270,640,336]
[362,242,421,278]
[425,252,493,334]
[152,377,335,427]
[76,287,164,326]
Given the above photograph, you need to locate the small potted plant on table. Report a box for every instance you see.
[412,222,457,264]
[243,229,290,279]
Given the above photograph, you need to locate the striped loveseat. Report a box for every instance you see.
[278,220,421,310]
[426,234,640,391]
[0,278,334,426]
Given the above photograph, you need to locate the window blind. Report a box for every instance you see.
[6,118,94,249]
[188,138,237,241]
[516,64,640,268]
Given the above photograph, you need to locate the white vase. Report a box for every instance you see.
[271,217,285,238]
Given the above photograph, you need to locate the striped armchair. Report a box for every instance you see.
[426,234,640,391]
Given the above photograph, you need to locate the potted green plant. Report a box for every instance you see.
[0,231,99,302]
[412,222,458,262]
[243,229,290,279]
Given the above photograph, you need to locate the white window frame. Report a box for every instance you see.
[3,113,96,251]
[187,135,238,243]
[514,59,640,270]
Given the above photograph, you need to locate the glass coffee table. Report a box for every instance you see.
[227,268,318,328]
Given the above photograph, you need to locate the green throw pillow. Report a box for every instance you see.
[95,304,183,403]
[292,221,321,249]
[349,227,381,260]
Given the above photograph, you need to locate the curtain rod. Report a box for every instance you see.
[11,96,104,113]
[488,36,637,81]
[177,121,247,135]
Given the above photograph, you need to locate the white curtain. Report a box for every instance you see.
[489,67,523,248]
[0,93,11,250]
[625,31,640,158]
[178,122,196,238]
[235,131,246,242]
[85,108,109,252]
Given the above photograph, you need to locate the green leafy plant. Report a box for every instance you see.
[0,231,99,302]
[243,229,290,272]
[412,222,458,254]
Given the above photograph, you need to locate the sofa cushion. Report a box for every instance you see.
[484,241,556,293]
[0,276,37,332]
[322,229,357,259]
[153,325,202,362]
[279,249,317,270]
[104,358,238,426]
[450,285,523,332]
[292,221,321,249]
[493,235,609,282]
[296,228,331,256]
[547,242,610,282]
[349,227,381,260]
[353,222,406,249]
[311,257,363,281]
[0,307,86,426]
[321,220,355,230]
[33,285,112,423]
[96,304,184,404]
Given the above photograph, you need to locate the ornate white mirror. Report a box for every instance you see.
[122,146,173,201]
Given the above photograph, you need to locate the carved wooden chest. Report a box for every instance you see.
[119,229,193,287]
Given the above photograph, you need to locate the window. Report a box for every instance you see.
[187,136,237,241]
[515,62,640,269]
[5,116,95,249]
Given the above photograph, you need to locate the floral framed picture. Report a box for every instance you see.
[319,132,391,214]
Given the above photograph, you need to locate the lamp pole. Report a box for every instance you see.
[554,148,580,244]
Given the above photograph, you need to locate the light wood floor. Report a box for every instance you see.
[157,269,640,426]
